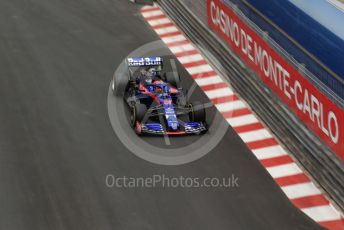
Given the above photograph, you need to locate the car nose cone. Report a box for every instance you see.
[171,122,178,130]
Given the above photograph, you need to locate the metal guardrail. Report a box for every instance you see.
[228,0,344,105]
[158,0,344,212]
[180,0,344,108]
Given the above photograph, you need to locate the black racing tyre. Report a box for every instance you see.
[130,103,147,127]
[164,72,180,88]
[112,72,129,96]
[189,101,206,122]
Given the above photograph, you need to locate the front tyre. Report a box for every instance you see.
[188,101,206,122]
[130,103,148,129]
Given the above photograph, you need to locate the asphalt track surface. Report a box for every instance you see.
[0,0,324,229]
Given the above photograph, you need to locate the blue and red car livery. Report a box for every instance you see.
[112,57,207,135]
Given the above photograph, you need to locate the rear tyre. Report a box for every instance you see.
[113,73,129,96]
[188,101,206,122]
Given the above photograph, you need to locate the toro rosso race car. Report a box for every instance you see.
[112,57,207,135]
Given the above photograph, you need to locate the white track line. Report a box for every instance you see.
[226,114,259,127]
[195,75,224,87]
[162,34,188,44]
[266,162,303,178]
[215,101,246,112]
[203,88,234,99]
[169,43,195,54]
[302,205,342,222]
[251,145,288,160]
[147,17,171,26]
[282,182,322,199]
[177,53,205,64]
[155,26,179,35]
[142,10,164,18]
[185,64,213,75]
[238,129,273,143]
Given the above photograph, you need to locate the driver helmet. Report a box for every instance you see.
[145,76,153,85]
[147,68,156,78]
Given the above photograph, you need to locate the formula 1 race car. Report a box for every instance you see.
[112,57,207,135]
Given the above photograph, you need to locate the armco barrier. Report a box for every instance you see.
[157,0,344,211]
[208,0,344,161]
[226,0,344,101]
